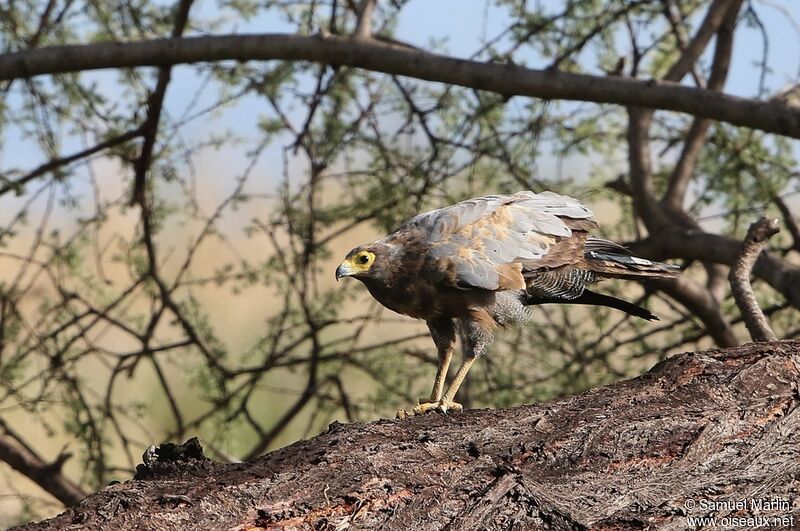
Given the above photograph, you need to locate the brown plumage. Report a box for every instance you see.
[335,191,679,416]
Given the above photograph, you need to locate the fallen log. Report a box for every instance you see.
[15,340,800,530]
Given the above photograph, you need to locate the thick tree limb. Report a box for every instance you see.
[14,340,800,530]
[657,0,741,317]
[729,217,780,342]
[1,33,799,137]
[661,0,704,86]
[630,228,800,310]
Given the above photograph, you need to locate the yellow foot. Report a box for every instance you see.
[395,400,463,419]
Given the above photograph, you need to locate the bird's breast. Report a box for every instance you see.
[360,238,500,320]
[364,279,441,319]
[363,277,500,322]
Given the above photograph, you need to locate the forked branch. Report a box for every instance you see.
[0,431,85,507]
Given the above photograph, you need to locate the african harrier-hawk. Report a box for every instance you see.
[335,191,679,417]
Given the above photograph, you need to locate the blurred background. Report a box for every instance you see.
[0,0,798,525]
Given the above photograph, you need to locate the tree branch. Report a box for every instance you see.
[626,108,670,231]
[353,0,376,39]
[661,0,705,86]
[729,217,779,342]
[629,228,800,311]
[15,340,800,530]
[650,276,737,347]
[657,1,742,305]
[0,128,143,197]
[629,0,740,227]
[663,0,734,83]
[774,195,800,253]
[663,0,741,211]
[0,429,85,507]
[0,34,798,137]
[131,0,195,206]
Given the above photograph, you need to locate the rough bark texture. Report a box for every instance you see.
[15,340,800,530]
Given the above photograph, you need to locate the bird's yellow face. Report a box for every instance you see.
[335,249,376,280]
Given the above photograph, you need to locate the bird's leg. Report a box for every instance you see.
[438,356,475,410]
[428,336,454,403]
[421,318,456,403]
[435,314,491,412]
[407,356,475,415]
[396,318,455,419]
[399,314,491,417]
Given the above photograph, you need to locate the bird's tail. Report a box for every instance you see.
[524,288,658,320]
[564,289,659,321]
[584,249,680,281]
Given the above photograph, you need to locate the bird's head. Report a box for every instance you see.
[335,243,385,282]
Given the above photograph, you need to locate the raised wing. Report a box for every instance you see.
[396,191,596,291]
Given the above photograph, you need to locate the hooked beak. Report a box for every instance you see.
[335,262,355,282]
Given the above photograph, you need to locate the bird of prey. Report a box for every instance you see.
[335,191,679,418]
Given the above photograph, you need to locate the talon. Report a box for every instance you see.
[436,401,463,414]
[412,401,438,415]
[402,400,463,416]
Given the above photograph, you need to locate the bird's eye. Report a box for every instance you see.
[358,254,369,264]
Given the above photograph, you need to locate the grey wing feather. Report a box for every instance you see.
[396,191,596,291]
[584,237,630,255]
[399,194,506,238]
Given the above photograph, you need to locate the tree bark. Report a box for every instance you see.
[2,33,800,139]
[729,217,780,342]
[14,340,800,530]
